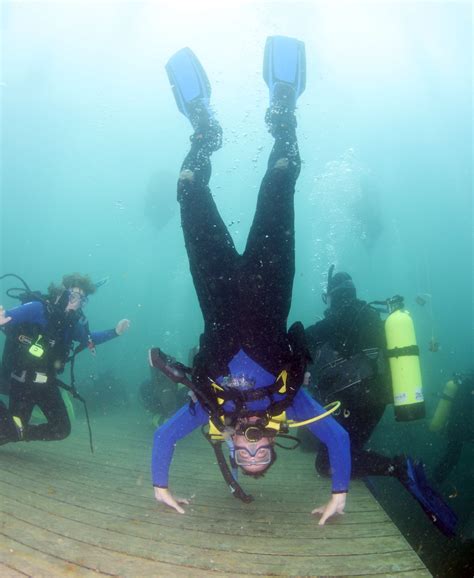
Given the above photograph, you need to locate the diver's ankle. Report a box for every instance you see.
[265,106,297,138]
[190,118,223,152]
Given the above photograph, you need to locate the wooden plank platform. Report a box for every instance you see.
[0,409,431,577]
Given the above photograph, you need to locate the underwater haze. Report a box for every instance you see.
[1,1,472,574]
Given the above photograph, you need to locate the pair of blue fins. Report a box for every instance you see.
[163,36,457,538]
[166,35,306,129]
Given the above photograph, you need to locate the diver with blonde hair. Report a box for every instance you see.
[0,272,130,444]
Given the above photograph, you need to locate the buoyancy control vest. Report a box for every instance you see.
[193,321,311,426]
[4,301,85,382]
[149,321,312,430]
[309,300,388,403]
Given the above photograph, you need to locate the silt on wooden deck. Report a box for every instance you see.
[0,410,431,577]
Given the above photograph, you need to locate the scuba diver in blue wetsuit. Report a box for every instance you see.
[150,37,351,525]
[0,273,130,445]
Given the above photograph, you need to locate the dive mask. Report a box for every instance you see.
[233,444,273,467]
[68,289,88,307]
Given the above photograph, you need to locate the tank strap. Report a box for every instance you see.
[386,345,419,358]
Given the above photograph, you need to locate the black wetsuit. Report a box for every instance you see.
[0,301,116,444]
[178,116,302,387]
[433,373,474,483]
[151,112,351,493]
[306,299,397,478]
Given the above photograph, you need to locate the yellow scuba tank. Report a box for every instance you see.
[429,379,458,432]
[385,296,425,421]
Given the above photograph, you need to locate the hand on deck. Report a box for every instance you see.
[312,492,346,525]
[154,487,190,514]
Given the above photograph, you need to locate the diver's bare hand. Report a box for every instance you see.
[154,487,190,514]
[0,306,12,326]
[312,492,346,525]
[115,318,130,336]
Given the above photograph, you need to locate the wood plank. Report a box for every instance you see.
[2,511,428,577]
[0,411,432,577]
[0,467,394,533]
[0,435,379,502]
[0,532,107,577]
[0,490,412,558]
[2,516,224,577]
[0,562,30,578]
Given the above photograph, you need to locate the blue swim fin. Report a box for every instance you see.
[165,47,222,150]
[263,35,306,109]
[165,47,211,121]
[404,457,458,537]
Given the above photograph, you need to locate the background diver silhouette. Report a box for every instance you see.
[305,268,458,536]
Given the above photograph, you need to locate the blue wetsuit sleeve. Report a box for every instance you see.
[90,329,117,346]
[151,402,209,487]
[287,388,351,493]
[5,301,47,326]
[71,320,117,347]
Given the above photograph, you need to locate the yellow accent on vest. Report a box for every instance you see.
[207,369,289,440]
[266,411,286,432]
[211,381,225,405]
[207,411,288,442]
[277,370,287,393]
[208,417,226,440]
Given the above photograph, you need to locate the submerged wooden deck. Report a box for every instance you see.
[0,410,431,577]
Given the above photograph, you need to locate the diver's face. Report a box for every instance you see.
[232,433,273,474]
[65,287,87,312]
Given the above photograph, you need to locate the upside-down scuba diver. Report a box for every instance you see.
[150,36,351,525]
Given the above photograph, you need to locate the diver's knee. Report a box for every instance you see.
[52,419,71,441]
[179,169,195,183]
[271,156,300,182]
[274,157,289,170]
